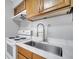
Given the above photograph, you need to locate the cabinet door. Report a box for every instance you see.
[25,0,41,18]
[33,53,45,59]
[41,0,72,12]
[18,53,26,59]
[17,46,32,59]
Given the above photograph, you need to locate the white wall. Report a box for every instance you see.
[20,14,73,40]
[5,0,19,37]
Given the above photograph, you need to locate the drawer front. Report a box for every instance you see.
[17,46,32,59]
[14,0,26,15]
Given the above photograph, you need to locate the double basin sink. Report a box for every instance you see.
[24,41,63,57]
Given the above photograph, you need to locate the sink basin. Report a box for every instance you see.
[24,41,63,57]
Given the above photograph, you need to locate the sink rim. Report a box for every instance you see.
[24,41,63,57]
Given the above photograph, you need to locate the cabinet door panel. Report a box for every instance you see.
[33,53,45,59]
[18,53,26,59]
[25,0,41,18]
[17,46,32,59]
[44,0,64,9]
[42,0,71,12]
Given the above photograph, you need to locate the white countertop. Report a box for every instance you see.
[16,40,62,59]
[16,37,73,59]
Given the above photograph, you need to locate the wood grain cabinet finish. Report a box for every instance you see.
[41,0,72,13]
[16,46,45,59]
[18,53,26,59]
[17,46,32,59]
[14,0,73,20]
[28,0,73,21]
[14,0,41,18]
[25,0,41,18]
[33,53,45,59]
[14,0,26,15]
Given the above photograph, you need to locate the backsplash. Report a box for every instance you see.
[19,14,73,40]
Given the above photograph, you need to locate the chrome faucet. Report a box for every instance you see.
[37,23,47,42]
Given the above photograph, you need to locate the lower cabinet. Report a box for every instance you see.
[33,53,45,59]
[17,46,45,59]
[18,53,26,59]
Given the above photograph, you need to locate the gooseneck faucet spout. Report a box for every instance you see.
[37,23,47,42]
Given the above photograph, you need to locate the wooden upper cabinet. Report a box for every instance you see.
[25,0,41,18]
[27,0,73,21]
[40,0,72,13]
[14,0,26,15]
[14,0,73,20]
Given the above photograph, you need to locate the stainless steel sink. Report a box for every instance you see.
[24,41,63,57]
